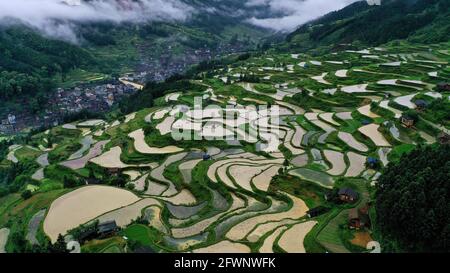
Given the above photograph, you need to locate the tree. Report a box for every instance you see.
[21,190,32,200]
[278,168,284,175]
[375,145,450,252]
[51,234,68,253]
[9,231,28,253]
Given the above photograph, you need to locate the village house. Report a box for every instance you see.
[401,114,415,127]
[338,188,359,203]
[98,220,119,238]
[202,153,211,161]
[307,206,330,218]
[437,82,450,92]
[367,157,379,169]
[0,114,17,134]
[0,121,14,134]
[438,132,450,145]
[348,206,371,229]
[77,228,97,243]
[107,168,121,176]
[414,100,428,111]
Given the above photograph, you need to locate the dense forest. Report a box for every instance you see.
[286,0,450,51]
[0,27,97,115]
[375,145,450,252]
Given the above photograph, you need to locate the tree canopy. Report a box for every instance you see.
[376,144,450,252]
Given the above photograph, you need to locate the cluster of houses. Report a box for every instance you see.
[50,82,137,114]
[0,81,139,134]
[400,112,449,144]
[398,83,450,145]
[137,41,248,83]
[0,114,17,134]
[306,187,371,230]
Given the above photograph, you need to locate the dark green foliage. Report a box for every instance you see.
[404,110,419,122]
[286,0,450,50]
[421,99,450,126]
[8,231,28,253]
[119,79,207,114]
[21,190,32,200]
[0,161,38,197]
[0,26,95,115]
[376,145,450,252]
[0,139,12,159]
[63,176,83,189]
[51,234,69,253]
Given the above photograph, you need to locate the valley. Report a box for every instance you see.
[0,0,449,254]
[1,38,448,253]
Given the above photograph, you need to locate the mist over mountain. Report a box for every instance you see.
[245,0,360,32]
[0,0,194,43]
[0,0,364,42]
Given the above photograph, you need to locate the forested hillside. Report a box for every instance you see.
[285,0,450,51]
[0,1,270,117]
[0,27,96,112]
[375,145,450,252]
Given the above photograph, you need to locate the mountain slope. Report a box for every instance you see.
[0,1,271,116]
[286,0,450,51]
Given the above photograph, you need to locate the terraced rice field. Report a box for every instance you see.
[8,42,447,253]
[225,193,308,241]
[62,140,109,169]
[96,198,160,227]
[193,240,251,253]
[338,132,369,152]
[358,124,391,147]
[278,221,318,253]
[289,168,334,188]
[44,186,140,242]
[345,152,367,177]
[129,129,184,154]
[324,150,346,176]
[26,210,46,246]
[259,226,289,253]
[247,219,298,243]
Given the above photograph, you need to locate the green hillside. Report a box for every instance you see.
[0,6,269,116]
[0,0,448,254]
[285,0,450,52]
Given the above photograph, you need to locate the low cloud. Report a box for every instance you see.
[0,0,367,42]
[0,0,193,42]
[245,0,361,32]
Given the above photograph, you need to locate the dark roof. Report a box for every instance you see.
[367,157,378,164]
[414,100,428,107]
[338,188,358,199]
[78,228,96,241]
[401,115,415,121]
[98,220,118,233]
[362,119,371,125]
[307,206,329,217]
